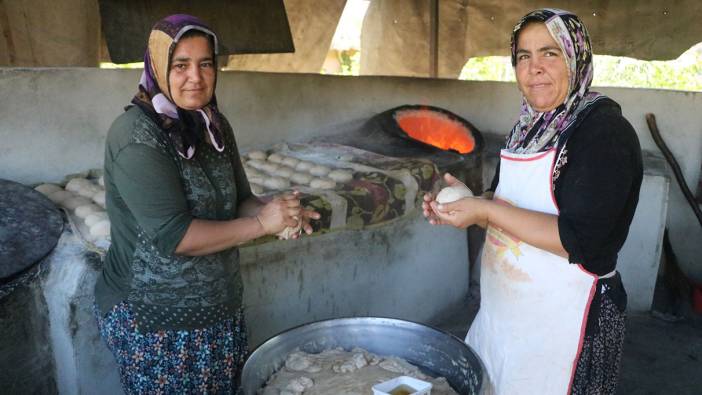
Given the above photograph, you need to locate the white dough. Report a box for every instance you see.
[275,167,294,179]
[89,220,111,239]
[248,175,265,185]
[263,177,291,190]
[327,169,354,183]
[247,150,267,160]
[97,175,105,187]
[65,178,91,193]
[34,183,62,196]
[284,376,314,393]
[62,196,93,211]
[309,178,336,190]
[247,159,266,170]
[308,165,331,177]
[244,167,262,177]
[284,351,322,373]
[260,162,280,174]
[435,183,474,204]
[281,157,300,168]
[295,161,314,171]
[48,190,74,204]
[75,204,101,219]
[85,212,108,227]
[76,183,101,199]
[267,152,285,163]
[250,183,264,195]
[290,173,312,185]
[92,190,106,207]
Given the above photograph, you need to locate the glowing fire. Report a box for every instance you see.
[396,109,475,154]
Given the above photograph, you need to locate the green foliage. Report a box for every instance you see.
[458,43,702,92]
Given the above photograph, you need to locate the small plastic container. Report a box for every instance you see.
[372,375,432,395]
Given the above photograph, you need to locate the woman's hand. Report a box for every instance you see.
[423,173,489,229]
[256,193,303,235]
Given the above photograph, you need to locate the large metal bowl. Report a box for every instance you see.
[240,317,484,394]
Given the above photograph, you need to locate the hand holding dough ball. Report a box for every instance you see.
[435,182,474,204]
[277,217,302,240]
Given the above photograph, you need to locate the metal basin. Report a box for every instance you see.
[240,317,484,394]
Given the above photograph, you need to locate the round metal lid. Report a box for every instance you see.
[0,179,64,282]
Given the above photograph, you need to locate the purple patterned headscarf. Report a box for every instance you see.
[131,14,224,159]
[506,8,605,154]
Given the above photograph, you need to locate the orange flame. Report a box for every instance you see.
[396,109,475,154]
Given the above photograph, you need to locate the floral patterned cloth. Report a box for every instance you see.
[95,302,247,395]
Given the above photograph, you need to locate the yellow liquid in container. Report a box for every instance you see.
[389,384,416,395]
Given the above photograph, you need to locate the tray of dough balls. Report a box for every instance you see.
[34,171,110,251]
[243,142,440,232]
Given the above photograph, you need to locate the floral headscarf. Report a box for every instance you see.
[506,8,605,154]
[131,14,224,159]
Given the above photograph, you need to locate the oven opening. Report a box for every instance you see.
[394,107,476,154]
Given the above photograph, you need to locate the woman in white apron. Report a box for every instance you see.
[423,9,642,395]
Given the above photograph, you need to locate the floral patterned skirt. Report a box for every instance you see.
[95,302,248,395]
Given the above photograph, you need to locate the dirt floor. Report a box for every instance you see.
[432,279,702,395]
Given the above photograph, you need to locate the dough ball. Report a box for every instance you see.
[250,183,264,195]
[247,150,267,161]
[295,161,314,171]
[75,204,101,219]
[328,169,353,183]
[85,212,108,227]
[263,177,290,190]
[281,157,300,168]
[65,178,91,193]
[260,162,280,174]
[309,165,331,177]
[62,196,93,211]
[247,159,266,170]
[35,183,63,196]
[267,152,284,163]
[310,178,336,190]
[97,175,105,187]
[284,352,321,373]
[290,173,312,186]
[284,377,314,392]
[92,190,106,207]
[76,183,101,199]
[89,220,111,239]
[277,216,302,240]
[435,183,474,204]
[248,175,264,185]
[244,167,262,178]
[275,166,294,179]
[48,190,74,204]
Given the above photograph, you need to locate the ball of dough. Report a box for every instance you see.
[310,178,336,189]
[275,166,294,179]
[35,183,63,196]
[76,183,101,199]
[247,150,267,161]
[247,159,266,170]
[290,173,312,185]
[75,204,101,219]
[62,196,93,211]
[295,161,314,171]
[281,157,300,168]
[267,152,285,163]
[244,167,262,178]
[309,165,331,177]
[260,162,280,174]
[97,175,105,187]
[263,177,291,190]
[277,218,302,240]
[92,190,106,207]
[89,219,111,239]
[328,169,353,183]
[85,212,108,227]
[65,178,91,193]
[48,190,74,204]
[250,183,264,195]
[248,175,265,185]
[436,183,474,204]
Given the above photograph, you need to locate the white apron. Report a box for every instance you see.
[466,148,598,395]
